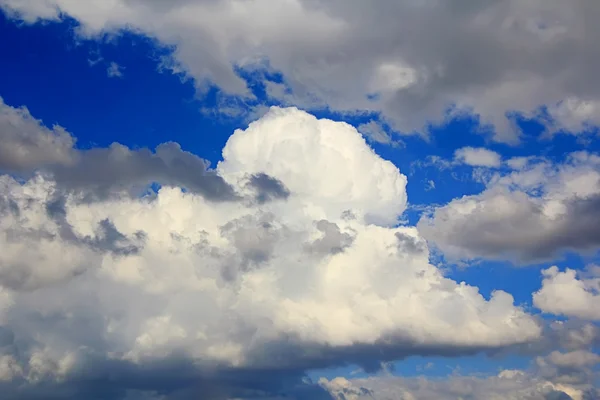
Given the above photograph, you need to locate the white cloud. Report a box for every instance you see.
[454,147,502,168]
[3,1,600,142]
[0,106,541,396]
[418,153,600,262]
[534,266,600,320]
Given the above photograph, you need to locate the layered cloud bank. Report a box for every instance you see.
[3,1,600,142]
[0,101,543,398]
[320,322,600,400]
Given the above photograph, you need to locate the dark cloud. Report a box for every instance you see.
[419,190,600,263]
[0,335,508,400]
[0,99,240,202]
[247,173,291,204]
[0,98,76,173]
[306,220,354,255]
[50,142,238,202]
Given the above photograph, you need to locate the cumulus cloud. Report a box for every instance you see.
[534,266,600,320]
[418,152,600,263]
[3,1,600,142]
[454,146,502,168]
[0,106,542,398]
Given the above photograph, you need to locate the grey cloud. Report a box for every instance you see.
[247,173,290,204]
[0,99,238,202]
[395,232,427,255]
[357,121,402,147]
[419,190,600,263]
[306,220,354,255]
[218,213,290,280]
[51,142,238,202]
[545,392,574,400]
[0,355,330,400]
[0,98,76,172]
[0,330,507,400]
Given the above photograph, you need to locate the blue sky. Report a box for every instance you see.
[0,3,599,400]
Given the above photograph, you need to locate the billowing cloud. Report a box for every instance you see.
[0,106,541,398]
[534,266,600,320]
[3,1,600,142]
[418,153,600,263]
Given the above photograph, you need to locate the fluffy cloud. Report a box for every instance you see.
[3,1,600,142]
[418,153,600,262]
[454,146,502,168]
[0,106,542,398]
[534,267,600,320]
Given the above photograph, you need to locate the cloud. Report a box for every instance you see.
[534,266,600,320]
[0,97,76,172]
[246,173,290,204]
[418,153,600,263]
[107,62,124,78]
[454,146,502,168]
[320,337,600,400]
[0,106,541,398]
[546,350,600,369]
[0,98,238,202]
[3,1,600,142]
[51,142,239,202]
[318,371,597,400]
[357,121,402,147]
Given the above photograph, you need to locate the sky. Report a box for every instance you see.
[0,1,599,399]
